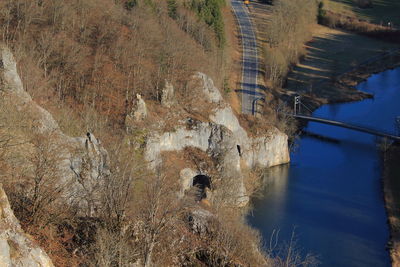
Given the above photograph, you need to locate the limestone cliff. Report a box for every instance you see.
[0,184,54,267]
[145,73,290,206]
[0,45,109,214]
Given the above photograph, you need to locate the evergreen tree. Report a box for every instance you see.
[167,0,178,20]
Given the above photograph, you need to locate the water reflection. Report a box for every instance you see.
[260,164,290,196]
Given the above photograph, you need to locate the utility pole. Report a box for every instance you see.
[252,97,264,116]
[294,96,300,115]
[396,116,400,136]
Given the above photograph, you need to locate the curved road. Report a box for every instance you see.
[231,0,263,114]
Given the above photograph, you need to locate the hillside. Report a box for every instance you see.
[0,0,293,266]
[0,0,227,135]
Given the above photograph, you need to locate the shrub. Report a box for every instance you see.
[124,0,137,10]
[190,0,226,45]
[167,0,178,19]
[317,1,326,25]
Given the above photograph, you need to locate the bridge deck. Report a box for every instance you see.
[293,114,400,141]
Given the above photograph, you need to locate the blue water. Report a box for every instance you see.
[249,68,400,266]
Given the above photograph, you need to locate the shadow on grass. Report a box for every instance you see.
[285,29,397,100]
[329,0,400,26]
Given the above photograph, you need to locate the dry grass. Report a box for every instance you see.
[285,24,399,102]
[324,0,400,27]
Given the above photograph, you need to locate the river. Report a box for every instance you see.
[248,68,400,266]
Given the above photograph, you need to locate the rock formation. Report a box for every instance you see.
[125,94,148,132]
[161,81,176,108]
[145,72,290,206]
[0,184,54,267]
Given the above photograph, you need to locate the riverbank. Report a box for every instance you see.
[383,144,400,266]
[290,49,400,113]
[284,25,400,112]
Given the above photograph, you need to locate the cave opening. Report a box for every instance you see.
[192,175,211,200]
[237,145,242,157]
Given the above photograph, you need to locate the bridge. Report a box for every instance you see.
[291,96,400,142]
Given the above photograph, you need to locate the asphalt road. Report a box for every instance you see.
[231,0,263,114]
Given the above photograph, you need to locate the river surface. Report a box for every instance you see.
[248,68,400,266]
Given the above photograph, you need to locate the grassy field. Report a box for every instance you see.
[324,0,400,27]
[285,25,399,101]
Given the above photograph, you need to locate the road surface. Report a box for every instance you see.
[231,0,263,114]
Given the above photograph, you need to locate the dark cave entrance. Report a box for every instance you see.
[193,175,211,200]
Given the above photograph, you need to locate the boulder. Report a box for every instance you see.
[189,208,214,235]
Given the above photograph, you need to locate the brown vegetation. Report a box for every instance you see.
[319,10,400,43]
[317,0,400,44]
[264,0,317,88]
[0,0,225,133]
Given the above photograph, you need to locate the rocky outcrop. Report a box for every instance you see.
[0,184,54,267]
[161,81,176,108]
[189,208,214,235]
[145,72,290,206]
[125,94,148,132]
[0,45,109,214]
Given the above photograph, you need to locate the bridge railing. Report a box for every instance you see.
[291,96,400,141]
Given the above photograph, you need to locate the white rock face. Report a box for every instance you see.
[134,94,147,121]
[0,45,109,214]
[0,184,54,267]
[146,122,212,167]
[191,72,224,104]
[125,94,148,132]
[145,72,289,206]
